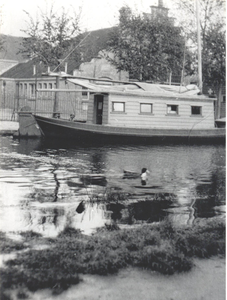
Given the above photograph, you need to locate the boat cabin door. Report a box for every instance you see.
[95,95,104,124]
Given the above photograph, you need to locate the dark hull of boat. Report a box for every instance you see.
[33,115,225,144]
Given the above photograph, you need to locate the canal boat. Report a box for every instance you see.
[33,77,225,143]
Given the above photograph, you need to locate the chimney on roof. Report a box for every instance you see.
[159,0,164,7]
[33,65,36,75]
[47,66,50,73]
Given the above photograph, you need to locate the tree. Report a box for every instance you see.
[19,4,83,117]
[171,0,225,117]
[203,25,225,118]
[19,4,82,69]
[203,24,225,89]
[107,6,192,82]
[171,0,225,42]
[171,0,225,84]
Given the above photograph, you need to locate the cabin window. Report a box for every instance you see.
[167,105,178,115]
[82,102,88,111]
[140,103,153,114]
[191,106,202,116]
[82,88,89,100]
[112,102,125,112]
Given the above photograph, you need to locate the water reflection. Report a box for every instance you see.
[0,136,225,237]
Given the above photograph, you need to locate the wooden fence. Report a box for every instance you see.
[0,90,88,122]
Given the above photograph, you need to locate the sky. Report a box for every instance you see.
[0,0,166,37]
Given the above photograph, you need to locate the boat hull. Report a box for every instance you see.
[33,115,225,144]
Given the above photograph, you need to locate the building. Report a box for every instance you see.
[73,51,129,82]
[143,0,175,25]
[0,28,126,121]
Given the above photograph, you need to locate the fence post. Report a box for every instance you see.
[12,81,20,121]
[53,75,60,118]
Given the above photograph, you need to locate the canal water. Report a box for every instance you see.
[0,136,225,237]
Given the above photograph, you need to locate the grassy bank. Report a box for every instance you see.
[0,218,225,299]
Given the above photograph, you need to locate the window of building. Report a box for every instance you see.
[43,83,47,96]
[167,104,178,115]
[29,84,35,97]
[24,83,27,96]
[191,106,202,116]
[112,102,125,112]
[82,102,88,111]
[140,103,153,114]
[20,83,23,94]
[82,88,88,100]
[49,83,52,89]
[223,96,226,103]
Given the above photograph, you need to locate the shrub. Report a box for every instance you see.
[0,219,225,295]
[0,232,26,253]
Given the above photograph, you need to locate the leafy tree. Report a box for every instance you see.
[203,23,225,91]
[171,0,225,43]
[107,6,191,82]
[171,0,225,85]
[171,0,225,117]
[19,4,82,70]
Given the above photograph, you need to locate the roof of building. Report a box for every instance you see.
[0,35,24,62]
[0,28,114,79]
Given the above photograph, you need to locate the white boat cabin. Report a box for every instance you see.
[67,79,216,130]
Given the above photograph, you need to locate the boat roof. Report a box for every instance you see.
[67,78,214,100]
[44,72,212,99]
[43,72,214,99]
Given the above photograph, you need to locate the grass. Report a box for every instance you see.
[0,218,225,296]
[0,232,26,253]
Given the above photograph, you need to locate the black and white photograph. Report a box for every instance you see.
[0,0,225,299]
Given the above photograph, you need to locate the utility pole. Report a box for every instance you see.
[196,0,203,92]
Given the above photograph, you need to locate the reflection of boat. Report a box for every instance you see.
[33,78,225,143]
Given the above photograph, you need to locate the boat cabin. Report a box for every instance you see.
[68,79,216,130]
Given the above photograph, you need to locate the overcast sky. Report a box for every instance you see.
[0,0,168,37]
